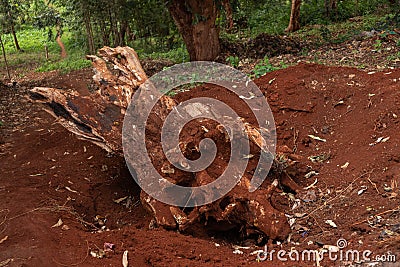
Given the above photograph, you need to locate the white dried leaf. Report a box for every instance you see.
[341,162,349,169]
[304,178,318,190]
[114,196,128,204]
[358,186,368,195]
[0,236,8,244]
[65,186,78,194]
[308,135,326,142]
[304,171,319,179]
[51,218,63,228]
[294,213,307,218]
[122,250,129,267]
[233,249,244,255]
[325,220,337,228]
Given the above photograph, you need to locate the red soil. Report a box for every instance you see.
[1,63,399,266]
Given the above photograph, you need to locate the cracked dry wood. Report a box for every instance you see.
[29,46,299,241]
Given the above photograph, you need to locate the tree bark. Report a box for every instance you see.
[222,0,234,31]
[10,24,21,51]
[285,0,302,33]
[83,9,95,54]
[29,46,298,242]
[0,34,11,80]
[166,0,220,61]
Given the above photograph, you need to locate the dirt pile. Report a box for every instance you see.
[220,33,304,60]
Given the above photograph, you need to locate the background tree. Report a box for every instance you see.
[0,0,25,51]
[165,0,232,61]
[0,33,10,79]
[286,0,302,32]
[33,2,66,58]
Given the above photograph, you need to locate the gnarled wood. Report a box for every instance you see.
[29,46,305,241]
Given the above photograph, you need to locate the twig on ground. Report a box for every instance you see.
[351,206,400,227]
[304,169,374,218]
[292,127,299,153]
[279,106,312,113]
[367,177,380,194]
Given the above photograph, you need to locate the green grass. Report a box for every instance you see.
[137,44,189,63]
[36,50,91,74]
[0,26,91,74]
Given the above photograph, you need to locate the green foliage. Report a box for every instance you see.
[0,0,27,32]
[0,26,90,73]
[1,26,52,52]
[300,0,391,25]
[226,55,240,68]
[373,39,382,50]
[32,2,62,41]
[251,57,286,79]
[36,51,91,73]
[233,0,290,36]
[139,44,189,63]
[295,14,390,45]
[36,29,91,73]
[387,51,400,61]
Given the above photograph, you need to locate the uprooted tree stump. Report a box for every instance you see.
[29,46,309,242]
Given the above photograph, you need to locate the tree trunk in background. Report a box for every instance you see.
[83,9,95,54]
[285,0,302,32]
[166,0,220,61]
[222,0,234,31]
[118,21,128,46]
[56,34,67,59]
[0,34,11,80]
[10,24,21,51]
[325,0,338,18]
[99,21,110,46]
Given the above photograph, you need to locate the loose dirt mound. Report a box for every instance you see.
[1,63,399,266]
[220,33,304,60]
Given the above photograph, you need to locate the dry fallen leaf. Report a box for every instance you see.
[122,250,129,267]
[90,249,106,259]
[65,186,78,194]
[51,218,63,228]
[113,196,128,204]
[358,186,368,195]
[341,162,349,169]
[308,135,327,142]
[0,259,12,267]
[325,220,337,228]
[0,236,8,244]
